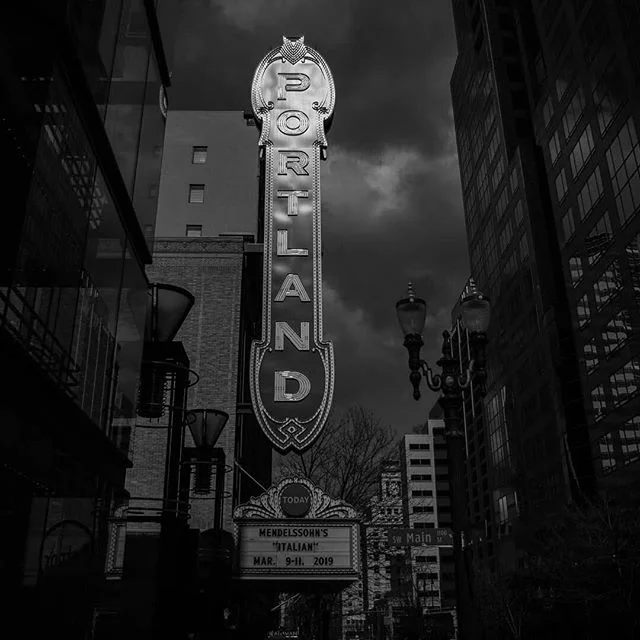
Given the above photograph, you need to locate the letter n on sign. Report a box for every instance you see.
[249,36,335,453]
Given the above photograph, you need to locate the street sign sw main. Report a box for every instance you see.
[387,527,454,547]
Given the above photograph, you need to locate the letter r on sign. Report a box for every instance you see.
[278,151,310,176]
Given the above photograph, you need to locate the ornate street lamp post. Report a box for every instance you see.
[128,282,197,639]
[179,409,232,640]
[182,408,229,528]
[396,281,491,640]
[137,282,195,419]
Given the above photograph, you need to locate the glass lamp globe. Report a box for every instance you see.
[461,290,491,333]
[396,283,427,337]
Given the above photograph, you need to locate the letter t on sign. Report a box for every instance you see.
[277,190,309,216]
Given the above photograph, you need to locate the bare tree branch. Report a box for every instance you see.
[278,405,395,510]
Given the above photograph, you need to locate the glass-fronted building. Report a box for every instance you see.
[450,0,640,573]
[525,0,640,491]
[0,1,174,637]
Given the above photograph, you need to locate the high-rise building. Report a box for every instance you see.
[517,0,640,489]
[0,0,175,637]
[450,0,640,571]
[400,428,457,611]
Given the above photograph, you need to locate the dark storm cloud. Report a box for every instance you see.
[168,0,469,433]
[170,0,456,156]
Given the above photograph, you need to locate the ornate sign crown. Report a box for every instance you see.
[249,36,335,453]
[233,477,358,521]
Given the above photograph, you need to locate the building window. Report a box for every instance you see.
[600,416,640,474]
[569,255,584,286]
[610,357,640,407]
[510,167,519,193]
[599,432,615,472]
[192,145,208,164]
[593,260,622,310]
[577,293,591,327]
[585,212,613,265]
[606,117,640,225]
[562,208,576,244]
[411,474,432,481]
[188,184,205,203]
[548,130,561,165]
[592,59,624,134]
[185,224,202,237]
[621,417,640,458]
[413,506,434,513]
[496,188,509,221]
[570,124,595,177]
[409,443,430,450]
[410,458,431,466]
[499,219,514,255]
[555,168,568,202]
[577,166,604,221]
[416,555,438,563]
[602,310,631,356]
[488,131,499,162]
[497,495,508,524]
[562,87,586,139]
[591,384,607,420]
[583,339,599,373]
[412,490,433,497]
[556,77,569,102]
[519,234,529,261]
[542,96,553,128]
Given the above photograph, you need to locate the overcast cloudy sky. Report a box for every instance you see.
[168,0,469,435]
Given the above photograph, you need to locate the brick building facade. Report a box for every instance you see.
[140,236,270,525]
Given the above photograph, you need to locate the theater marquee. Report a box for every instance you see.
[249,36,335,452]
[234,477,359,582]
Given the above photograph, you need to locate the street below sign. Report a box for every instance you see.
[387,527,454,546]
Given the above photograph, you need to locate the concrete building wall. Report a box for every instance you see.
[155,110,259,239]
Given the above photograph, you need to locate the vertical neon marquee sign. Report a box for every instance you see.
[250,36,335,452]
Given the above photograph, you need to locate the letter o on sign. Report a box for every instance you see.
[277,110,309,136]
[280,482,312,518]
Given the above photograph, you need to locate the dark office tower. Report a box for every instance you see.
[515,2,640,493]
[450,0,595,571]
[0,1,175,638]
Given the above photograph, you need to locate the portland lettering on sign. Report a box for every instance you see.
[249,36,335,452]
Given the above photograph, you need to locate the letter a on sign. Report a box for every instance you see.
[249,36,335,452]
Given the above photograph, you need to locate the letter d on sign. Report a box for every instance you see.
[274,371,311,402]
